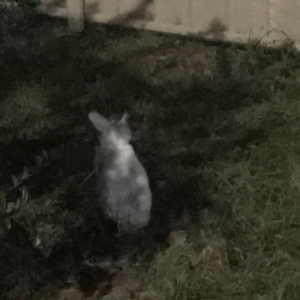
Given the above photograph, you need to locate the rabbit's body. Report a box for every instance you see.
[89,111,152,232]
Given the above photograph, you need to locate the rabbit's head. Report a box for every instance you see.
[88,111,132,147]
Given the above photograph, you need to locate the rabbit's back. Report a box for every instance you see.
[99,145,152,230]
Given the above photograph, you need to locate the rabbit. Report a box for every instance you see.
[88,110,152,233]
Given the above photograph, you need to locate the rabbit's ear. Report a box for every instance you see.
[119,112,129,124]
[88,111,109,132]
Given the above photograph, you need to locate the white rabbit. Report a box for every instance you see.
[88,111,152,233]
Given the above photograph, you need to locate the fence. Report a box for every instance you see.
[37,0,300,50]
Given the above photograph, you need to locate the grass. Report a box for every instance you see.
[1,3,300,300]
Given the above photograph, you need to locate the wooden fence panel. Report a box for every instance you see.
[37,0,300,49]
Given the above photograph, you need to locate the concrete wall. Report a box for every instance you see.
[37,0,300,49]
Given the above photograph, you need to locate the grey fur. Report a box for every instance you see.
[88,111,152,232]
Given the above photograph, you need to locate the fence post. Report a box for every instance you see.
[66,0,85,32]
